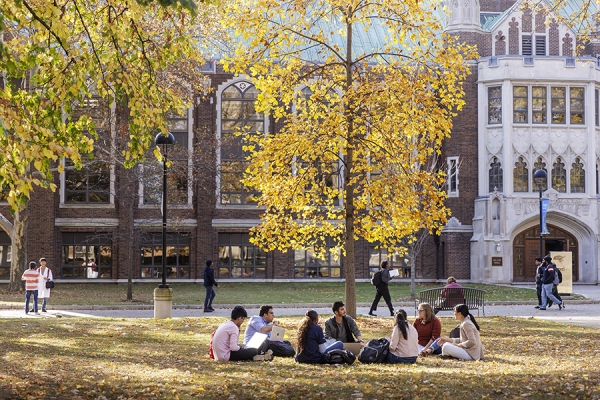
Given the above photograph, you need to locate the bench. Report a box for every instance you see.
[414,287,486,317]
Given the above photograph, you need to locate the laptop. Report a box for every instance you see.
[270,325,285,342]
[343,342,363,355]
[246,332,268,349]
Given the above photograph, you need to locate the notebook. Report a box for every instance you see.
[270,325,285,342]
[245,332,268,349]
[389,268,400,277]
[343,342,363,355]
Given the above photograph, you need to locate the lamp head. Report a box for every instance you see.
[533,169,547,187]
[155,132,176,146]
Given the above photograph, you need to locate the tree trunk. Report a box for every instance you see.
[8,207,29,292]
[343,11,357,318]
[125,194,134,301]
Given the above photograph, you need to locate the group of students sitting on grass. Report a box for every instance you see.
[210,301,484,364]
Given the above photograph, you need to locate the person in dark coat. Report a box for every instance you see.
[368,260,395,317]
[203,260,219,312]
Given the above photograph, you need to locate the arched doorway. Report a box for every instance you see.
[513,224,578,282]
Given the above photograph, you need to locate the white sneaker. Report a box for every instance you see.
[264,349,273,361]
[253,354,265,361]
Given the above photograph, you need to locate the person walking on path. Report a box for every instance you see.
[36,258,53,313]
[203,260,219,312]
[540,256,563,310]
[545,255,565,309]
[534,257,544,309]
[368,260,395,317]
[21,261,40,315]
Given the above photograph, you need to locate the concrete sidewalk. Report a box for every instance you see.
[2,284,599,329]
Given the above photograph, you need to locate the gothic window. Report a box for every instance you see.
[533,157,547,191]
[552,157,567,192]
[489,157,503,192]
[532,86,547,123]
[488,86,502,124]
[551,87,566,124]
[513,156,529,192]
[570,87,585,124]
[513,86,528,123]
[219,81,264,205]
[570,157,585,193]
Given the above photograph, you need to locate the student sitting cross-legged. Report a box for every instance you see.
[295,310,343,364]
[212,306,260,362]
[387,309,419,364]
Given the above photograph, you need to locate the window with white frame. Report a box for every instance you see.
[488,86,502,124]
[447,157,459,196]
[510,86,585,125]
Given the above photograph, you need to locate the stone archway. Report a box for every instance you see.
[513,224,578,282]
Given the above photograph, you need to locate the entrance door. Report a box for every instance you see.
[513,224,578,282]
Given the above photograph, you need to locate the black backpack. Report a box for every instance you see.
[371,271,382,286]
[358,338,390,363]
[556,267,563,283]
[323,349,356,365]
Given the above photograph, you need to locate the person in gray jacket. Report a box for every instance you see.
[324,301,364,344]
[369,260,395,316]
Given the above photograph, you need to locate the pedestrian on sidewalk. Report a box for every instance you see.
[534,257,544,309]
[545,255,565,309]
[203,260,219,312]
[21,261,40,315]
[540,256,563,310]
[36,258,53,313]
[368,260,395,317]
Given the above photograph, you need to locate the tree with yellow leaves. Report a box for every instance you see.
[222,0,477,316]
[0,0,225,290]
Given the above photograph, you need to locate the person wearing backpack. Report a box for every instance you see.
[368,260,395,317]
[539,255,563,310]
[387,309,419,364]
[545,255,565,309]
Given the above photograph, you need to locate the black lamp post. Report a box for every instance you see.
[155,132,176,288]
[533,169,547,258]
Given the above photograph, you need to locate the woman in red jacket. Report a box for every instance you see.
[413,303,442,356]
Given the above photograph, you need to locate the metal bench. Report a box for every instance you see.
[414,287,485,317]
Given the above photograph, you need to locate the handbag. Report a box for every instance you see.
[45,280,55,289]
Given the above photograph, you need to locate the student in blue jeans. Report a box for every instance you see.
[295,310,343,364]
[203,260,219,312]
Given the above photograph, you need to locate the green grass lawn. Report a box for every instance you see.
[1,315,598,399]
[0,282,543,307]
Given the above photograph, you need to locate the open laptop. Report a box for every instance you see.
[270,325,285,342]
[246,332,268,349]
[343,342,363,355]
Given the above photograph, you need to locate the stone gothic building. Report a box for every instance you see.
[1,0,598,285]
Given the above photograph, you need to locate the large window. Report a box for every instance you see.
[488,86,502,124]
[219,81,263,205]
[570,157,585,193]
[65,96,111,204]
[0,231,11,279]
[447,157,459,196]
[551,87,566,124]
[513,157,529,192]
[368,247,408,278]
[534,157,548,191]
[61,233,112,278]
[141,233,190,279]
[218,233,266,278]
[513,86,528,123]
[532,86,547,123]
[143,111,190,205]
[294,237,341,278]
[489,157,503,192]
[570,87,585,124]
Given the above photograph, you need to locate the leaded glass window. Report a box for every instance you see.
[570,87,585,124]
[534,157,548,191]
[489,157,503,192]
[488,86,502,124]
[218,233,267,278]
[513,157,528,192]
[570,157,585,193]
[551,87,566,124]
[552,157,567,192]
[294,237,341,278]
[532,86,547,124]
[513,86,528,123]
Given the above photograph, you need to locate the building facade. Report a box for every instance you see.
[1,0,599,284]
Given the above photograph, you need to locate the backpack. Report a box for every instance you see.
[371,270,382,286]
[358,338,390,364]
[208,330,216,359]
[553,265,562,285]
[323,349,356,365]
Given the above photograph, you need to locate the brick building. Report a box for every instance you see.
[1,0,599,284]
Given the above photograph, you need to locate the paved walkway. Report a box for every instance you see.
[2,284,599,329]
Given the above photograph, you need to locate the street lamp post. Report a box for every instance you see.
[154,132,175,319]
[533,169,547,258]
